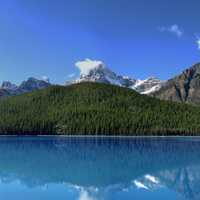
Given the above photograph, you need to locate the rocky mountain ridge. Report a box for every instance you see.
[153,62,200,104]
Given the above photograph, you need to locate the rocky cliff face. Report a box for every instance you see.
[153,63,200,104]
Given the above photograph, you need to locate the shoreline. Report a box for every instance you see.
[0,135,200,138]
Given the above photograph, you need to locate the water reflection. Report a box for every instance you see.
[0,137,200,200]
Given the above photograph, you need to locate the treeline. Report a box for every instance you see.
[0,82,200,135]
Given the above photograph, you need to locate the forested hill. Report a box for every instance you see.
[0,82,200,136]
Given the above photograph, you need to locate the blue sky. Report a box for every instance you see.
[0,0,200,84]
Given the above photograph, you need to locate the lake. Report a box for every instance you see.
[0,136,199,200]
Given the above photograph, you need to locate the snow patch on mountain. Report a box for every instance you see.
[131,77,165,94]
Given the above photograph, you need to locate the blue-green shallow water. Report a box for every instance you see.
[0,137,200,200]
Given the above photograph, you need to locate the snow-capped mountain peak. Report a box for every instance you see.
[71,59,164,94]
[73,59,136,87]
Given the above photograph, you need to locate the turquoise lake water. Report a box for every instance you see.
[0,136,199,200]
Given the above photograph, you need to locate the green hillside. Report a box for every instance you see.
[0,82,200,135]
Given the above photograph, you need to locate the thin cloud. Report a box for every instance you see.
[67,73,76,78]
[159,24,183,38]
[196,37,200,50]
[75,59,104,75]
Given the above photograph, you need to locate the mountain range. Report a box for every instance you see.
[0,59,165,99]
[1,59,200,105]
[0,77,51,98]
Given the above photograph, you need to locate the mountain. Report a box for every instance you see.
[18,77,51,93]
[0,77,51,97]
[1,81,18,91]
[70,59,164,94]
[1,82,200,135]
[0,81,18,97]
[153,63,200,104]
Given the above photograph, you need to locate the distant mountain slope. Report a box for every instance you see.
[0,88,10,98]
[0,77,51,97]
[1,81,18,91]
[18,77,51,93]
[0,82,200,135]
[69,59,164,94]
[153,63,200,104]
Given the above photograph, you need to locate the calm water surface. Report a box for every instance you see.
[0,136,199,200]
